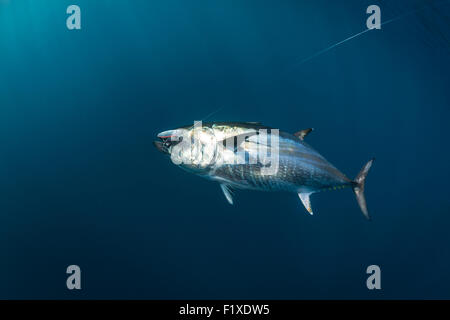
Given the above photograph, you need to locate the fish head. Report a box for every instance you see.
[154,125,220,175]
[153,128,187,156]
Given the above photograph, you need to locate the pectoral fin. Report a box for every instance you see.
[298,192,313,215]
[220,184,235,205]
[218,131,260,152]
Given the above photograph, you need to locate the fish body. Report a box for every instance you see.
[154,122,374,218]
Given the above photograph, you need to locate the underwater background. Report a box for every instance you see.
[0,0,449,299]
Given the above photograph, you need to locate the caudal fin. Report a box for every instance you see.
[352,158,375,220]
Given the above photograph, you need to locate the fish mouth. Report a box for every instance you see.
[153,140,169,154]
[154,130,183,154]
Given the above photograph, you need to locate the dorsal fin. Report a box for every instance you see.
[294,128,314,140]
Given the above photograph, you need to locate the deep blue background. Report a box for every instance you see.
[1,0,449,299]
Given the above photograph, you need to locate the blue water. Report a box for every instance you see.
[1,0,449,299]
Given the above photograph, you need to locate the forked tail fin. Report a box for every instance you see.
[352,158,375,220]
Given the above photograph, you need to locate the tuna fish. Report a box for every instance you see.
[154,121,374,219]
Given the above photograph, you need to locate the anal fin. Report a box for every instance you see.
[220,184,234,205]
[298,192,313,215]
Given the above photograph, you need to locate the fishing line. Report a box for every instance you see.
[291,0,450,68]
[200,106,224,122]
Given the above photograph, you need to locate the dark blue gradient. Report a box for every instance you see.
[0,0,449,299]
